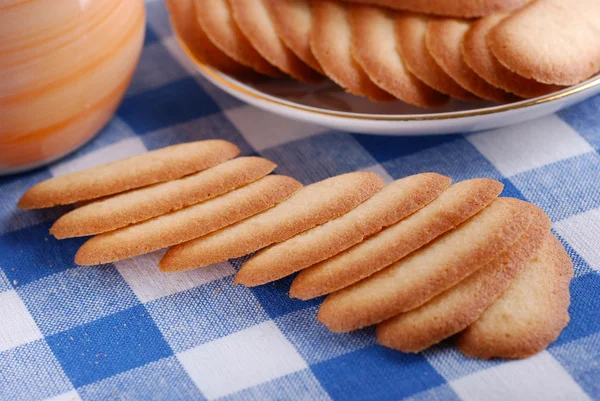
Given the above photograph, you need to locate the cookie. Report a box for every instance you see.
[194,0,282,77]
[457,233,573,359]
[377,206,550,353]
[166,0,255,78]
[462,13,563,98]
[160,172,386,272]
[426,19,518,103]
[265,0,324,74]
[50,157,275,238]
[310,1,396,101]
[339,0,531,18]
[235,173,451,287]
[229,0,322,82]
[291,178,503,300]
[395,13,478,101]
[349,5,449,108]
[489,0,600,86]
[317,197,537,333]
[75,175,302,265]
[18,140,240,209]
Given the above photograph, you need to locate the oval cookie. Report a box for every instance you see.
[235,173,451,287]
[291,178,503,300]
[50,157,276,238]
[18,140,240,209]
[75,175,302,265]
[160,172,386,272]
[349,5,448,108]
[377,206,550,353]
[318,197,538,333]
[426,18,518,103]
[310,0,396,101]
[457,233,573,359]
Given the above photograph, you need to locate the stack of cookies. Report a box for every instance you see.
[20,139,573,359]
[166,0,600,107]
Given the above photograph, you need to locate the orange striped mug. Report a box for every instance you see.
[0,0,145,175]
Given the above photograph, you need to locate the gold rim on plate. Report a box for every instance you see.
[176,34,600,122]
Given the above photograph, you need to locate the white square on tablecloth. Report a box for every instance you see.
[177,320,308,400]
[224,105,328,151]
[0,290,43,352]
[554,207,600,273]
[50,137,147,177]
[467,115,593,177]
[115,250,235,303]
[42,390,81,401]
[450,351,591,401]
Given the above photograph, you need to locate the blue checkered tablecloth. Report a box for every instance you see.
[2,2,600,400]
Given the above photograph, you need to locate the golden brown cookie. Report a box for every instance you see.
[74,175,302,265]
[290,178,503,300]
[18,140,240,209]
[310,0,396,101]
[426,18,518,103]
[489,0,600,86]
[339,0,531,18]
[377,206,550,353]
[457,233,573,359]
[462,13,563,98]
[317,197,538,333]
[265,0,324,74]
[50,157,276,238]
[194,0,281,76]
[160,172,386,272]
[349,5,448,108]
[229,0,322,82]
[235,173,451,287]
[165,0,255,78]
[395,13,478,101]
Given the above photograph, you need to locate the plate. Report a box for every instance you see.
[176,38,600,136]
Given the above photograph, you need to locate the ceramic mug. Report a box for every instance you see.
[0,0,145,175]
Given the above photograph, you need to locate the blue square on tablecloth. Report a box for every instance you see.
[146,275,269,353]
[77,356,204,401]
[499,178,526,200]
[510,152,600,222]
[559,94,600,152]
[353,133,459,164]
[117,77,220,134]
[0,223,85,288]
[18,265,139,336]
[311,345,445,401]
[0,339,73,401]
[143,24,159,45]
[552,272,600,347]
[46,304,173,388]
[381,137,502,182]
[276,306,376,365]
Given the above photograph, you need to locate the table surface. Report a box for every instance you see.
[1,2,600,400]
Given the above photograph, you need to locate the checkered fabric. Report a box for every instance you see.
[2,2,600,400]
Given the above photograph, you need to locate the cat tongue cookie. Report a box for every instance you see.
[488,0,600,86]
[291,178,503,300]
[194,0,281,76]
[377,206,550,353]
[349,5,448,107]
[462,12,563,98]
[426,18,518,103]
[235,173,450,287]
[310,0,396,101]
[265,0,324,74]
[75,175,302,265]
[457,233,573,359]
[160,172,386,272]
[395,13,478,101]
[51,157,277,239]
[18,140,239,209]
[318,198,538,333]
[229,0,322,82]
